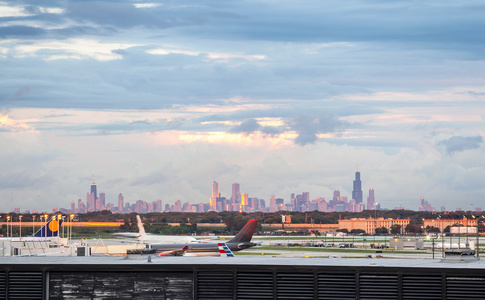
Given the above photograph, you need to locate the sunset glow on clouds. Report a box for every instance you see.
[0,0,484,211]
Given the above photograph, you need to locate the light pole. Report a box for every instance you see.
[44,214,48,241]
[6,216,10,238]
[32,215,35,236]
[70,214,75,244]
[19,215,22,238]
[57,214,62,247]
[40,215,43,237]
[57,214,62,235]
[431,234,437,259]
[62,216,66,238]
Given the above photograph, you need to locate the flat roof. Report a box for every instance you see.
[1,256,484,270]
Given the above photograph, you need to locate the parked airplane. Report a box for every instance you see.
[151,219,259,256]
[115,215,198,244]
[156,242,235,257]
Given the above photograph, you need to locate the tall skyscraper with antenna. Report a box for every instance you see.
[90,179,98,211]
[352,171,363,204]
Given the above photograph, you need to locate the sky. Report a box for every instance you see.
[1,0,484,212]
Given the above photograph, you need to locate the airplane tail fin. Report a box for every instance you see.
[218,243,235,257]
[136,215,146,237]
[33,217,63,237]
[228,219,258,243]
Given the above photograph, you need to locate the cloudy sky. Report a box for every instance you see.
[1,0,484,212]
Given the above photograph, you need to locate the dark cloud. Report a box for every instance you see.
[230,118,261,134]
[229,118,282,137]
[183,1,485,57]
[290,114,348,146]
[261,126,281,136]
[439,135,483,154]
[0,26,45,37]
[66,1,189,30]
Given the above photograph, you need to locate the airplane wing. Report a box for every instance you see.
[157,246,188,257]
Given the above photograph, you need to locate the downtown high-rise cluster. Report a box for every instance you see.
[20,171,386,214]
[22,171,455,215]
[207,171,379,213]
[72,171,382,214]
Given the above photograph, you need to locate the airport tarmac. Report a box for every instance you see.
[77,235,479,260]
[242,247,438,259]
[78,237,440,259]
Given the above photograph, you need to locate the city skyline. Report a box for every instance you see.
[1,1,484,212]
[5,171,483,215]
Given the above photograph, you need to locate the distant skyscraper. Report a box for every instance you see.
[241,193,248,212]
[99,192,105,210]
[333,190,340,202]
[118,193,124,213]
[419,197,434,212]
[231,183,241,203]
[90,180,98,211]
[212,181,219,198]
[155,199,162,212]
[210,181,219,210]
[367,188,375,210]
[86,192,94,212]
[270,195,276,208]
[352,171,363,204]
[302,192,310,203]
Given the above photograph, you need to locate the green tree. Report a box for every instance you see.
[425,226,441,233]
[405,224,422,234]
[390,224,402,235]
[375,227,388,235]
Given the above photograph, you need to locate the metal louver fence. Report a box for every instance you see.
[7,271,43,300]
[0,271,5,299]
[276,273,314,300]
[359,274,399,300]
[402,275,443,300]
[197,271,234,300]
[446,276,485,300]
[317,273,356,300]
[237,272,273,300]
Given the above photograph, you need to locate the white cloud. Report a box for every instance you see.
[147,47,266,62]
[0,3,64,17]
[133,3,162,9]
[0,4,31,17]
[14,39,139,61]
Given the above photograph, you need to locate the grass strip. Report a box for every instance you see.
[253,246,425,254]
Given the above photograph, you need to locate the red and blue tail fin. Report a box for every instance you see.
[218,243,235,257]
[33,217,63,237]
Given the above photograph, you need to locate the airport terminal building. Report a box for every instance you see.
[1,256,485,299]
